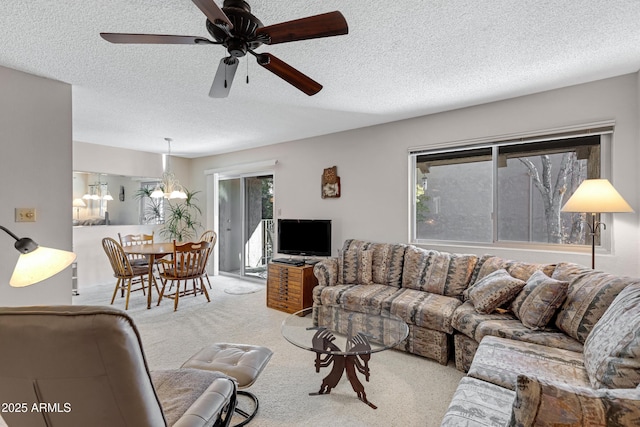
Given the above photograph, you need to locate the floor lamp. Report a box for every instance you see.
[1,225,76,287]
[561,179,633,269]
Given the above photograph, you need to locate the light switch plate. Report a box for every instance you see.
[15,208,36,222]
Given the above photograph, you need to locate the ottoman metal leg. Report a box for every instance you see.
[233,391,259,426]
[182,343,273,427]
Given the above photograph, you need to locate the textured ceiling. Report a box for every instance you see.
[2,1,640,158]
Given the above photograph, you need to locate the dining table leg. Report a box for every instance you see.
[147,254,155,309]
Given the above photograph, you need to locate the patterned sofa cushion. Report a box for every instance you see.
[474,320,584,354]
[583,283,640,389]
[553,262,640,343]
[402,246,478,297]
[468,336,589,391]
[452,301,583,353]
[467,254,494,289]
[512,375,640,427]
[441,376,515,427]
[313,258,338,287]
[451,301,516,340]
[338,249,373,285]
[342,239,407,288]
[510,270,569,330]
[473,256,556,284]
[468,269,526,314]
[380,288,462,334]
[317,284,400,314]
[401,246,439,289]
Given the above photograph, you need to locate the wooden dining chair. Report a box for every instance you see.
[157,240,211,311]
[199,230,217,289]
[102,237,151,310]
[118,232,154,267]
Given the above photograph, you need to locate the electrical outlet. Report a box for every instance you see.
[15,208,36,222]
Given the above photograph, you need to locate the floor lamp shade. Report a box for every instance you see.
[561,179,633,269]
[561,179,633,214]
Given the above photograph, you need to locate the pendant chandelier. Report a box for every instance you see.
[82,179,113,201]
[151,138,187,200]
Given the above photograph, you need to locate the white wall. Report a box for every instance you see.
[72,142,170,289]
[190,74,640,276]
[73,141,163,178]
[0,66,73,305]
[73,224,159,289]
[73,140,193,192]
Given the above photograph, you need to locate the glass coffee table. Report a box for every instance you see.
[281,305,409,409]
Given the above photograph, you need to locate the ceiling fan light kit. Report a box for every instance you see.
[100,0,348,98]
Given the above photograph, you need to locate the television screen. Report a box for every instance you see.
[277,219,332,257]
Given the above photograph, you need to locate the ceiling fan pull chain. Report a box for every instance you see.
[224,62,228,88]
[246,57,250,84]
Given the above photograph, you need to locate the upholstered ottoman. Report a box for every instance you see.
[182,343,273,426]
[441,376,515,427]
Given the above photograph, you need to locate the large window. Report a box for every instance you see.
[411,132,607,248]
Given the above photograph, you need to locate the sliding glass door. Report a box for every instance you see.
[218,175,273,279]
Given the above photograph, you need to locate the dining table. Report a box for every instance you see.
[123,242,174,309]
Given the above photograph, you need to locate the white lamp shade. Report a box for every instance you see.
[169,190,188,199]
[72,198,86,208]
[561,179,634,213]
[10,246,77,287]
[150,186,165,198]
[103,193,114,201]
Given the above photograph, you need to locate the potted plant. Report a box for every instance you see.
[135,187,202,242]
[159,189,202,242]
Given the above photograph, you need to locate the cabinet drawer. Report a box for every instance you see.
[268,287,300,301]
[266,263,317,314]
[267,299,300,313]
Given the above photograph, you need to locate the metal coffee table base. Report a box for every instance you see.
[309,328,377,409]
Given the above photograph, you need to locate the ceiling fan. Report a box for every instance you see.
[100,0,348,97]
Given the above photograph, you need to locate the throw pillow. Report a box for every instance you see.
[511,270,569,330]
[468,269,525,314]
[583,283,640,389]
[338,249,373,285]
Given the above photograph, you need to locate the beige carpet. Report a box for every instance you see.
[65,276,463,426]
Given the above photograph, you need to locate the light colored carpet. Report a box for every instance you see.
[67,276,463,426]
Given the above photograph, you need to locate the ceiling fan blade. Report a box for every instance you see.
[100,33,214,45]
[255,11,348,45]
[256,53,322,96]
[209,57,239,98]
[192,0,233,29]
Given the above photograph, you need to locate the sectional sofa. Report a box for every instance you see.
[312,239,640,425]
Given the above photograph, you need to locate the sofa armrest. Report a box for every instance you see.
[511,375,640,427]
[313,258,339,287]
[172,377,237,427]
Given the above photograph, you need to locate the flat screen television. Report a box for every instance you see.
[277,219,332,257]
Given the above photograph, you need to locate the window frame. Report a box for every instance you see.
[409,125,613,252]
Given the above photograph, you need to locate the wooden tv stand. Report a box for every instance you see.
[267,262,318,313]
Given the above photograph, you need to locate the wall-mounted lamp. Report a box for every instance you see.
[1,225,76,287]
[561,179,633,269]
